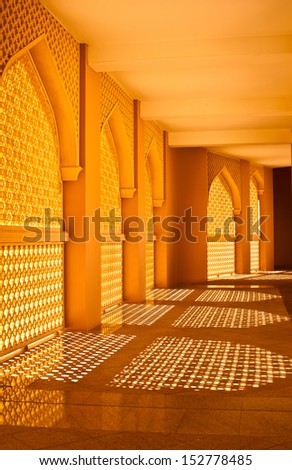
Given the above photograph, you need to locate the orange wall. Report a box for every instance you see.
[273,167,292,268]
[158,145,208,285]
[259,167,274,270]
[175,148,208,283]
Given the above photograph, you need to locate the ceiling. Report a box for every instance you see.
[41,0,292,167]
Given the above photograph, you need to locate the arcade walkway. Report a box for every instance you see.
[1,271,292,450]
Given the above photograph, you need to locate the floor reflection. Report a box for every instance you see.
[173,306,290,329]
[2,332,135,385]
[146,288,194,301]
[101,303,174,334]
[110,336,292,392]
[2,389,65,427]
[195,289,280,303]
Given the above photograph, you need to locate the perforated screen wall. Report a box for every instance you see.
[250,178,260,272]
[207,176,235,278]
[1,54,64,354]
[100,123,123,310]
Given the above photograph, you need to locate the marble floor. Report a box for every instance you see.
[1,271,292,450]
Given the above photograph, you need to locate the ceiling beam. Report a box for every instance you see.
[89,35,292,72]
[168,129,292,147]
[141,97,292,120]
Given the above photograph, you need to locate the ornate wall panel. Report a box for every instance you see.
[207,176,235,278]
[144,120,164,181]
[145,160,154,290]
[1,53,64,355]
[250,178,260,272]
[100,123,123,310]
[2,0,80,137]
[100,73,134,163]
[1,53,62,226]
[207,151,241,193]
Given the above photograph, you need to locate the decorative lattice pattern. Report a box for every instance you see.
[100,242,123,310]
[109,336,292,392]
[2,0,79,135]
[173,306,290,329]
[144,120,164,179]
[250,241,260,272]
[207,152,241,192]
[207,176,235,278]
[1,53,62,226]
[145,242,155,290]
[250,178,259,236]
[250,178,260,271]
[207,176,235,238]
[1,51,65,355]
[207,242,235,278]
[100,73,134,161]
[100,123,121,232]
[100,122,123,309]
[1,244,64,353]
[145,160,154,290]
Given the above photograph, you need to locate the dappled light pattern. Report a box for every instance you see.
[249,273,292,281]
[173,306,290,329]
[146,288,193,301]
[109,337,292,392]
[195,289,280,303]
[2,332,135,385]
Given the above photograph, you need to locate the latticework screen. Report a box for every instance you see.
[1,244,64,352]
[145,159,154,290]
[250,178,260,272]
[1,53,64,355]
[1,54,63,226]
[207,176,235,278]
[2,0,80,136]
[100,123,123,310]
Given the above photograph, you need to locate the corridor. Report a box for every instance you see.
[1,271,292,450]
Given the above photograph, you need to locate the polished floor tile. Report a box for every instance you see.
[1,271,292,450]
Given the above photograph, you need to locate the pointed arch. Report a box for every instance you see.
[219,167,241,215]
[2,35,82,181]
[251,170,264,195]
[146,138,164,207]
[105,104,136,198]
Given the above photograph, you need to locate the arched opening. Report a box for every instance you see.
[145,158,155,290]
[207,171,237,278]
[100,122,123,312]
[147,138,164,208]
[1,51,65,355]
[3,36,81,181]
[250,171,264,272]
